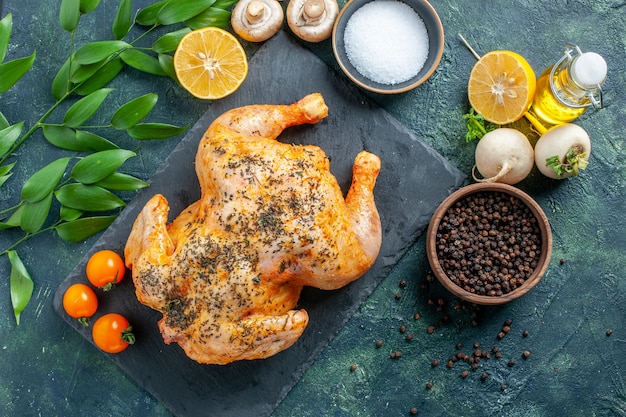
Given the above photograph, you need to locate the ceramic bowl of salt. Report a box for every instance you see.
[332,0,444,94]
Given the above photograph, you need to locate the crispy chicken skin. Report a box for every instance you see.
[124,93,382,364]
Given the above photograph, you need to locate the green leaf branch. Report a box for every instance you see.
[1,0,239,324]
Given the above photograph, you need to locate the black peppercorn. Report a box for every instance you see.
[425,381,433,390]
[606,329,613,337]
[405,333,414,342]
[427,326,435,334]
[375,340,384,348]
[410,407,419,415]
[431,359,439,367]
[399,325,407,333]
[461,370,469,379]
[481,372,489,381]
[522,351,530,359]
[399,279,408,288]
[350,364,357,372]
[522,330,529,337]
[508,359,516,367]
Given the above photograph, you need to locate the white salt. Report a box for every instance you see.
[343,0,429,85]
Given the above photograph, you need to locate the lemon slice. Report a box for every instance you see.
[468,50,536,125]
[174,27,248,100]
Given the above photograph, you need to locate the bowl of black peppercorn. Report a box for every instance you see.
[426,183,552,305]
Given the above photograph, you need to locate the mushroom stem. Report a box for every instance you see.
[245,0,269,25]
[301,0,326,24]
[286,0,338,42]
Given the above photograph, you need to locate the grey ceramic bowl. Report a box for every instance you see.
[332,0,444,94]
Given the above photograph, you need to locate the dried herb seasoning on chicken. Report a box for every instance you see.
[124,94,382,365]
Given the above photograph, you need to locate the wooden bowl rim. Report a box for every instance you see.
[426,183,553,305]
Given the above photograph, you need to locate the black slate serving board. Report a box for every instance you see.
[53,31,464,417]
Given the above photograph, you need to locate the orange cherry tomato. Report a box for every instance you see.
[92,313,135,353]
[86,250,125,290]
[63,283,98,326]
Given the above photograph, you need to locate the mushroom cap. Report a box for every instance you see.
[287,0,339,42]
[231,0,284,42]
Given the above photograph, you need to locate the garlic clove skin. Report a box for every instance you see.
[287,0,339,42]
[232,0,284,42]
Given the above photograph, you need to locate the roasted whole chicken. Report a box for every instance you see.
[124,93,382,364]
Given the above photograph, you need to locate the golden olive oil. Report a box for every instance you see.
[531,44,606,126]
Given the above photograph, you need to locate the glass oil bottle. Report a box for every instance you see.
[531,44,607,126]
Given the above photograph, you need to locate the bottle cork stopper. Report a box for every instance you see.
[572,52,607,87]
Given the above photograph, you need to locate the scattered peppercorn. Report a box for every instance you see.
[495,351,503,359]
[497,332,505,340]
[431,359,439,367]
[481,372,489,381]
[350,364,358,372]
[502,325,511,334]
[376,340,384,348]
[395,292,402,300]
[399,325,407,333]
[559,258,566,265]
[522,350,530,359]
[461,370,469,379]
[405,333,414,342]
[399,279,408,288]
[508,359,516,367]
[504,319,513,327]
[500,384,507,392]
[446,360,454,369]
[456,342,463,350]
[410,407,419,415]
[414,313,422,320]
[434,192,542,296]
[522,330,529,337]
[427,326,435,334]
[606,329,613,337]
[425,381,433,390]
[473,341,480,349]
[392,351,402,359]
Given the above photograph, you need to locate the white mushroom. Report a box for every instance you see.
[287,0,339,42]
[231,0,284,42]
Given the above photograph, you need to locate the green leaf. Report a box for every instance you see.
[60,0,81,32]
[95,172,149,191]
[0,111,9,130]
[212,0,238,9]
[80,0,102,14]
[69,60,103,84]
[8,250,34,326]
[158,53,176,80]
[111,93,158,130]
[52,55,73,100]
[55,215,116,242]
[1,205,23,228]
[55,183,126,211]
[120,48,166,76]
[75,57,124,96]
[74,40,130,65]
[0,162,16,188]
[136,1,166,26]
[63,88,114,127]
[184,7,231,30]
[0,121,24,158]
[0,51,36,93]
[42,125,80,151]
[157,0,216,25]
[71,149,136,184]
[0,13,12,63]
[112,0,133,40]
[21,157,71,203]
[20,192,53,233]
[152,28,191,53]
[75,130,119,151]
[60,205,84,222]
[127,123,187,140]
